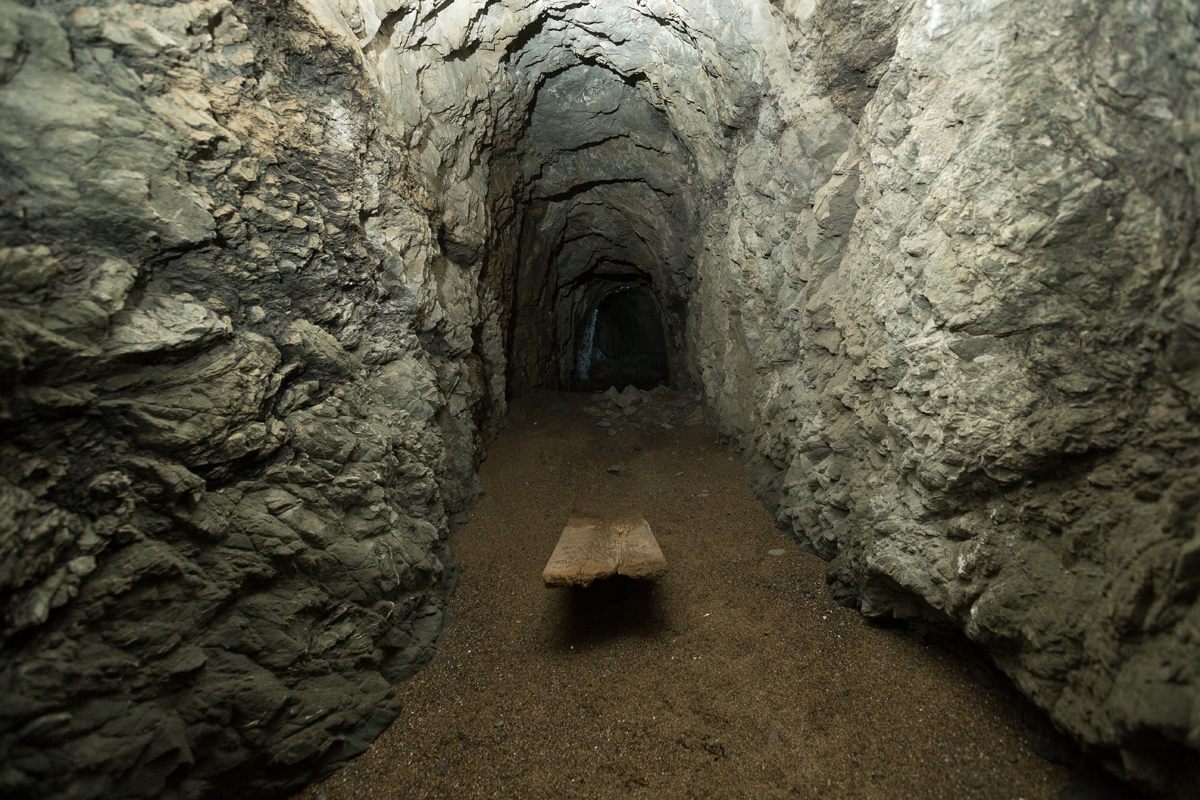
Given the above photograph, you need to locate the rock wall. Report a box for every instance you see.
[1,0,1198,797]
[0,1,488,796]
[692,0,1200,794]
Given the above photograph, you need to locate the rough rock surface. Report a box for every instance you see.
[692,3,1200,795]
[1,0,1198,797]
[0,2,485,797]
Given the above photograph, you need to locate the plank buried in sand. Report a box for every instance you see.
[542,516,667,587]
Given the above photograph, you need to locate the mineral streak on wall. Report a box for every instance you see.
[0,1,1197,798]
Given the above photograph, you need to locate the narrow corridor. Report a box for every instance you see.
[304,391,1073,800]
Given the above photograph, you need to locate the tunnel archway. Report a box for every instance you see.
[574,284,669,391]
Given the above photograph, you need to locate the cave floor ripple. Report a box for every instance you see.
[302,390,1076,800]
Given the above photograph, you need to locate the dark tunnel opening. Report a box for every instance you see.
[573,284,669,391]
[491,53,700,398]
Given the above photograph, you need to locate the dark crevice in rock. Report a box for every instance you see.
[499,6,577,64]
[532,176,677,203]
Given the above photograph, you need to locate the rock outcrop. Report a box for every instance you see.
[694,3,1200,795]
[1,0,1197,797]
[0,2,484,796]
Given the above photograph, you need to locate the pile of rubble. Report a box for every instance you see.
[584,386,707,432]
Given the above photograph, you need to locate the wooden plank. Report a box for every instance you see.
[615,517,667,580]
[542,515,666,587]
[542,517,619,587]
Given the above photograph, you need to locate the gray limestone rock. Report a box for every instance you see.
[1,1,483,797]
[693,1,1200,795]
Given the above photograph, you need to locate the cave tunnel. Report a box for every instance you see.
[491,52,702,397]
[574,282,670,390]
[1,1,1198,799]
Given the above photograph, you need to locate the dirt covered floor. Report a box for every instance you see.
[302,390,1086,800]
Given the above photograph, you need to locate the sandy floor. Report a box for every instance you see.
[302,390,1076,800]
